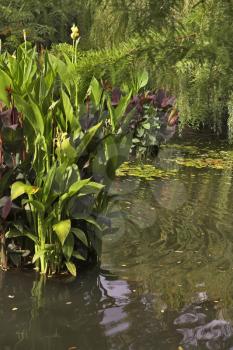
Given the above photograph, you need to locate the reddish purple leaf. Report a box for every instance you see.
[0,196,12,220]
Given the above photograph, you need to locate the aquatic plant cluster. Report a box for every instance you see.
[0,33,150,275]
[110,83,178,158]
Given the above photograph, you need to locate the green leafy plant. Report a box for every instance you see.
[0,43,136,275]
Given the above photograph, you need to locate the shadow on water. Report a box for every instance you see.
[2,140,233,349]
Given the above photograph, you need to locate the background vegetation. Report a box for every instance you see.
[0,0,233,136]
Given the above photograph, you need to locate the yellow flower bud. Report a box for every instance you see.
[71,24,79,33]
[71,24,79,38]
[71,32,79,40]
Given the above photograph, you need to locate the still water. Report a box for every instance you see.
[1,140,233,350]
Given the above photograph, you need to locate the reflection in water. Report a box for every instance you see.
[0,269,179,350]
[1,142,233,349]
[174,292,233,349]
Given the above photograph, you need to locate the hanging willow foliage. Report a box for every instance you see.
[1,0,233,139]
[53,0,233,139]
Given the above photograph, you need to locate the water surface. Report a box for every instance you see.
[1,140,233,350]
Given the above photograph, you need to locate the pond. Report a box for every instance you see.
[1,139,233,350]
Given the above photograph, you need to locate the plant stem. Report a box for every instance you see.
[38,214,47,274]
[74,39,78,64]
[0,232,7,270]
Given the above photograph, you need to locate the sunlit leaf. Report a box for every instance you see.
[65,261,77,276]
[0,69,12,106]
[53,219,71,246]
[61,89,74,128]
[60,138,77,160]
[11,182,39,201]
[90,77,103,106]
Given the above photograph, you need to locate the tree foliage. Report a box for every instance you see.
[1,0,233,138]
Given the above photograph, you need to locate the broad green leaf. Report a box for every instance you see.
[86,182,104,190]
[61,90,74,128]
[105,135,117,157]
[73,215,102,231]
[60,138,77,160]
[65,261,77,276]
[13,95,44,134]
[11,182,39,201]
[63,233,74,261]
[28,96,45,134]
[53,219,71,246]
[0,69,12,106]
[23,199,45,212]
[76,122,102,158]
[72,228,88,247]
[6,227,38,244]
[143,123,150,130]
[43,164,57,202]
[32,134,47,176]
[60,179,90,202]
[79,182,104,195]
[48,54,73,95]
[90,77,103,106]
[107,92,132,132]
[114,91,132,127]
[137,70,149,90]
[72,251,86,261]
[24,231,39,244]
[68,178,90,194]
[23,52,37,90]
[104,135,118,169]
